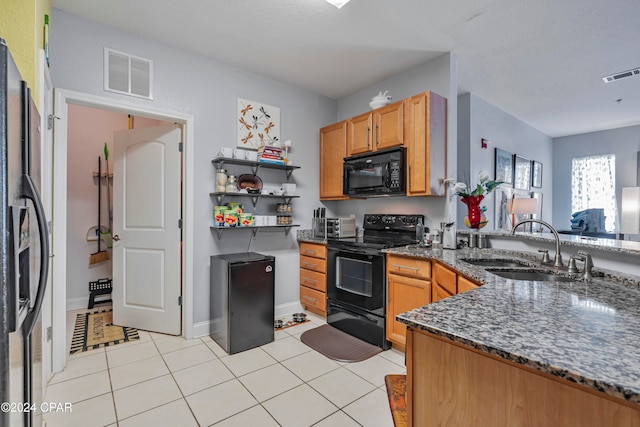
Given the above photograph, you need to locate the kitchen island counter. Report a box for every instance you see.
[386,245,640,407]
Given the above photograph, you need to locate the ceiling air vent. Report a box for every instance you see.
[602,67,640,83]
[104,47,153,99]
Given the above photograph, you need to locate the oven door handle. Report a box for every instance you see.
[329,246,378,256]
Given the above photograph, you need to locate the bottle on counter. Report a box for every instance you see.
[216,168,228,192]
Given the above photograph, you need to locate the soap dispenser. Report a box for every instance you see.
[442,222,457,249]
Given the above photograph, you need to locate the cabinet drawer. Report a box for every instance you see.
[387,254,431,280]
[300,255,326,273]
[300,242,327,259]
[300,286,326,312]
[300,269,326,292]
[433,262,457,295]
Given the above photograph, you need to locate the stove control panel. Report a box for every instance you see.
[363,214,424,230]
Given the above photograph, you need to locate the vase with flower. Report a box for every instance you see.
[453,170,502,229]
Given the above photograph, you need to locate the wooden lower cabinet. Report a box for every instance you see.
[431,283,453,302]
[458,275,480,293]
[432,262,457,301]
[299,242,327,316]
[406,329,640,427]
[386,254,431,350]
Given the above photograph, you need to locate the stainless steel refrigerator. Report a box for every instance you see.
[0,38,50,427]
[210,253,275,354]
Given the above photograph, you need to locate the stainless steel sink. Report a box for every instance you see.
[462,259,529,268]
[486,269,575,282]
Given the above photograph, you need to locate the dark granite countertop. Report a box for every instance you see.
[386,246,640,405]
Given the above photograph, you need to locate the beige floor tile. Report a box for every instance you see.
[50,351,108,384]
[173,359,234,396]
[204,338,230,358]
[153,334,203,354]
[67,347,105,361]
[44,370,111,404]
[274,329,290,340]
[260,336,312,361]
[162,343,216,372]
[238,363,303,402]
[312,410,362,427]
[106,341,159,368]
[109,355,169,390]
[262,384,338,427]
[219,347,277,377]
[308,367,376,408]
[43,393,116,427]
[344,354,405,387]
[113,374,182,419]
[378,348,405,367]
[118,398,198,427]
[343,388,395,427]
[186,379,258,426]
[281,350,341,382]
[213,404,280,426]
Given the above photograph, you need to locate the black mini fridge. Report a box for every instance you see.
[210,252,275,354]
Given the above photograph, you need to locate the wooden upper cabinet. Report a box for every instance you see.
[406,91,447,196]
[319,121,348,200]
[374,101,404,151]
[347,112,373,156]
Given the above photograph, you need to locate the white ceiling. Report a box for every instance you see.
[52,0,640,138]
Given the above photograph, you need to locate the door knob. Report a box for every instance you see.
[112,234,120,241]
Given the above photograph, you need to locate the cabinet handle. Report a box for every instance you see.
[392,263,420,271]
[366,125,370,149]
[375,123,379,147]
[303,295,317,303]
[303,278,318,285]
[303,249,317,255]
[408,164,411,189]
[303,262,317,269]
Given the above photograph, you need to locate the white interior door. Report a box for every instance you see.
[112,124,182,335]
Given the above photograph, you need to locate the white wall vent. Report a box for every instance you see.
[104,48,153,99]
[602,67,640,83]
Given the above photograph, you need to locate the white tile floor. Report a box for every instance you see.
[43,308,405,427]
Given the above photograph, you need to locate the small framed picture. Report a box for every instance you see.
[513,154,531,191]
[532,161,543,188]
[494,148,513,184]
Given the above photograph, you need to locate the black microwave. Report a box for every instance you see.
[343,147,406,197]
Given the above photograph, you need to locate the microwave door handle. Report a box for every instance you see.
[20,174,50,336]
[384,163,391,187]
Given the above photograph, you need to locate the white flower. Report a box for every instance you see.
[453,182,467,194]
[478,170,490,183]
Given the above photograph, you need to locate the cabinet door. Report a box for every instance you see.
[432,283,454,302]
[347,112,373,155]
[374,101,404,150]
[386,274,431,349]
[320,121,348,200]
[458,275,480,294]
[406,92,447,196]
[300,286,326,314]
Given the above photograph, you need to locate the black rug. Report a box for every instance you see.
[300,324,382,362]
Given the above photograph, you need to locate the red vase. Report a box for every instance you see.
[461,195,487,229]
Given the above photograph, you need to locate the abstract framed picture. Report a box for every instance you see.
[237,98,280,150]
[494,148,513,184]
[513,154,531,191]
[532,161,543,188]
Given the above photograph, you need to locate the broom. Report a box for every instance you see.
[90,156,109,264]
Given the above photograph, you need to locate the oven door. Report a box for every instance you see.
[326,246,385,312]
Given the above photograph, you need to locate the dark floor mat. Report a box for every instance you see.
[300,324,382,362]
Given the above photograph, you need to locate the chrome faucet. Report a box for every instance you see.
[510,219,564,268]
[575,250,594,281]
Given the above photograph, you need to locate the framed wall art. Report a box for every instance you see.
[532,160,543,188]
[513,154,531,191]
[494,148,513,184]
[237,98,280,150]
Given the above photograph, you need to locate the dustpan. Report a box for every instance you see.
[90,156,109,264]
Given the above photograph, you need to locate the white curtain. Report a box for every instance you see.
[571,154,617,231]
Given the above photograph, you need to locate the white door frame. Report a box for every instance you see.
[52,89,195,373]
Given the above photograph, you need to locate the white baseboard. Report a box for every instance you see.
[190,301,305,339]
[66,296,89,311]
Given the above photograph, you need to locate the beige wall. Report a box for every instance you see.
[1,0,51,107]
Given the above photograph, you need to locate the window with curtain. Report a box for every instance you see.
[571,154,617,231]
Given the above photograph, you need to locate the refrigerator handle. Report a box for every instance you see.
[20,173,50,336]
